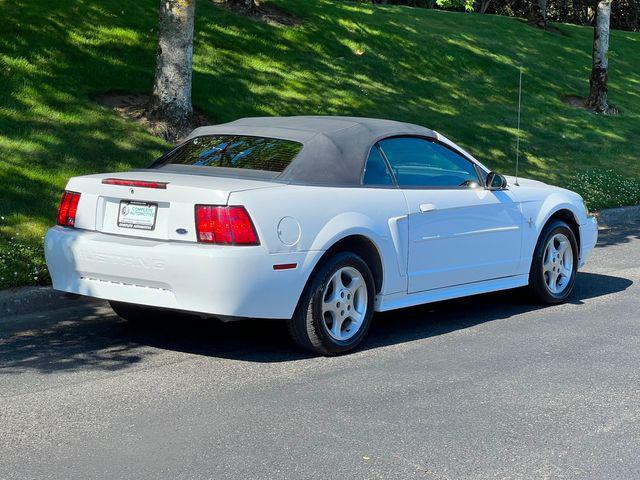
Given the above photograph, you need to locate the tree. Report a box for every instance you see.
[147,0,196,142]
[532,0,549,28]
[477,0,492,14]
[586,0,612,113]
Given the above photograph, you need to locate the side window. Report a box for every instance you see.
[378,137,480,189]
[362,145,394,186]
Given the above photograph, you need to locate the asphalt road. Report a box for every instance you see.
[1,224,639,480]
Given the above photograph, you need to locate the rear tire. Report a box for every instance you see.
[288,252,375,355]
[528,220,578,304]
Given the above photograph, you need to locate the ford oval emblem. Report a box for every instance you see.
[176,228,188,235]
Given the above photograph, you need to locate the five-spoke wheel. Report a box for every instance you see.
[542,233,574,295]
[288,252,375,355]
[321,266,368,342]
[529,220,578,304]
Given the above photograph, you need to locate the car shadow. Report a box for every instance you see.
[0,271,632,375]
[595,222,640,248]
[365,271,631,351]
[135,270,631,362]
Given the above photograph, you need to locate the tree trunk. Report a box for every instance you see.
[148,0,196,142]
[479,0,492,14]
[586,0,611,114]
[559,0,569,23]
[531,0,548,28]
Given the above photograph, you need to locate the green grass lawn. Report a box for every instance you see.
[1,0,639,289]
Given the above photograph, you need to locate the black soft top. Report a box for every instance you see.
[185,116,438,186]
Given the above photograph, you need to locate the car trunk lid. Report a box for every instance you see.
[66,171,278,243]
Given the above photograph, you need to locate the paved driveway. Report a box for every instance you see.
[1,224,639,479]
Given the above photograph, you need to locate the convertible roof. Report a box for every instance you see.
[187,116,437,186]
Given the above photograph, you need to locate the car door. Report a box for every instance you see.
[377,137,523,293]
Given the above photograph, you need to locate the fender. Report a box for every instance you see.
[536,202,581,231]
[518,191,585,273]
[301,211,407,296]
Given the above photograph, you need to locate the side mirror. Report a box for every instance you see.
[486,172,507,191]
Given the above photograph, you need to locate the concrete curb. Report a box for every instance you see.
[0,287,95,318]
[594,204,640,229]
[2,204,639,318]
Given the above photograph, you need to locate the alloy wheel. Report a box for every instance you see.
[321,266,368,341]
[542,232,574,295]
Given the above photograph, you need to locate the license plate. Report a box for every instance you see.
[117,201,158,231]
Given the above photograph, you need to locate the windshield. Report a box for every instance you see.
[149,135,303,173]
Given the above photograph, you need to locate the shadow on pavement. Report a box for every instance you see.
[596,222,640,248]
[0,271,632,374]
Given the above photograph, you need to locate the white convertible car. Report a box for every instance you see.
[45,116,598,354]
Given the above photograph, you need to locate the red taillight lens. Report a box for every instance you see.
[228,206,260,245]
[57,191,81,227]
[195,205,259,246]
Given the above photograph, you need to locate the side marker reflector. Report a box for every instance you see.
[273,263,298,271]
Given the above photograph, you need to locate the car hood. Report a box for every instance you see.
[504,175,548,188]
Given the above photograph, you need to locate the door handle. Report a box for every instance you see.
[419,203,436,213]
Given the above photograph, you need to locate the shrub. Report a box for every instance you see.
[568,170,640,212]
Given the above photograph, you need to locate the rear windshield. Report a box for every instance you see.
[149,135,302,173]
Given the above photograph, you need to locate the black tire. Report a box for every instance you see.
[528,220,579,304]
[288,252,376,356]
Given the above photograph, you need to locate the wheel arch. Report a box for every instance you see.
[546,209,581,254]
[306,234,385,295]
[538,206,581,256]
[527,207,581,303]
[323,235,384,294]
[306,209,400,296]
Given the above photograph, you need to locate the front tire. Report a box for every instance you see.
[288,252,375,355]
[528,220,578,304]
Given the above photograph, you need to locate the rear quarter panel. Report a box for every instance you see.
[229,185,409,296]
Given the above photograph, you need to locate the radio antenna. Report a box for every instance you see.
[514,67,523,186]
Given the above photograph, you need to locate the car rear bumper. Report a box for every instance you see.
[579,216,598,268]
[45,227,321,319]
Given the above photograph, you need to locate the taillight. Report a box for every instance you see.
[195,205,259,246]
[57,191,81,227]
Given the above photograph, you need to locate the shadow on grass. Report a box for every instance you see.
[0,270,631,374]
